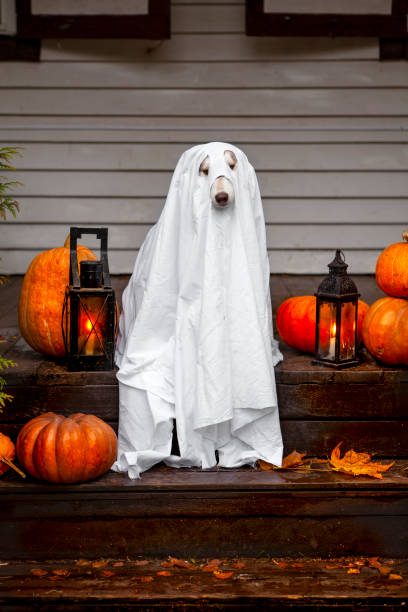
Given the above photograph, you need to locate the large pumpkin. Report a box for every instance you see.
[18,237,97,357]
[362,297,408,366]
[376,230,408,298]
[16,412,117,484]
[276,295,370,354]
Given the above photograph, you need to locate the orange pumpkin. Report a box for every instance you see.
[276,295,370,354]
[18,236,97,357]
[0,432,17,476]
[376,230,408,298]
[362,297,408,366]
[16,412,117,484]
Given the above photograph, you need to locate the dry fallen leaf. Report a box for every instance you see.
[368,558,392,576]
[30,569,48,577]
[329,443,394,479]
[213,570,234,580]
[140,576,154,583]
[162,557,193,569]
[202,564,219,573]
[389,574,403,580]
[92,560,108,568]
[259,450,308,471]
[272,560,288,569]
[157,570,172,577]
[231,561,246,569]
[347,568,360,574]
[113,562,124,567]
[134,560,149,567]
[102,571,115,578]
[53,568,70,576]
[76,559,91,567]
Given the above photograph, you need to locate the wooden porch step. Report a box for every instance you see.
[1,464,407,560]
[1,557,407,610]
[2,339,407,458]
[1,274,406,458]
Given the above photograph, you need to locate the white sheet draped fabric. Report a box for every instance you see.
[112,142,283,479]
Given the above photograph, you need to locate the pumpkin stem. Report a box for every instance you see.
[64,234,71,249]
[0,456,26,479]
[403,230,408,243]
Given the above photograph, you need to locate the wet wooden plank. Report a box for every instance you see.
[0,557,407,610]
[1,461,407,492]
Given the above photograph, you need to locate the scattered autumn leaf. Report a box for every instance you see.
[206,559,222,567]
[213,570,234,580]
[329,443,394,479]
[347,568,360,574]
[259,450,308,471]
[30,569,48,577]
[202,564,219,572]
[134,560,149,567]
[389,574,403,580]
[368,558,392,576]
[272,560,288,569]
[162,557,193,569]
[53,568,70,576]
[231,561,246,569]
[47,575,62,581]
[157,570,171,577]
[102,571,115,578]
[75,559,91,567]
[291,563,303,568]
[140,576,154,582]
[0,562,9,567]
[92,560,108,568]
[113,562,124,567]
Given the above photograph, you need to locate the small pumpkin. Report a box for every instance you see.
[0,432,25,478]
[376,230,408,298]
[18,236,97,357]
[16,412,117,484]
[276,295,369,354]
[362,297,408,366]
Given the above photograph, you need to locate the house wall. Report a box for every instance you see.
[1,0,407,274]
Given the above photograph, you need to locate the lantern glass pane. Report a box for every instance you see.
[317,300,337,361]
[340,301,356,361]
[78,295,108,356]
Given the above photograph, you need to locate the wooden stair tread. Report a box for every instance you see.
[1,463,408,493]
[0,557,407,609]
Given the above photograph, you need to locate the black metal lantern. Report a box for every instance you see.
[62,227,117,371]
[314,250,360,369]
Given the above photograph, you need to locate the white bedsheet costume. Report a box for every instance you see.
[112,142,283,479]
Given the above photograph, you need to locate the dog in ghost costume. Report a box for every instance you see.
[112,142,283,479]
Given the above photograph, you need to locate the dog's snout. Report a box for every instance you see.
[215,192,229,205]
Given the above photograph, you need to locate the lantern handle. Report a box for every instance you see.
[68,227,111,289]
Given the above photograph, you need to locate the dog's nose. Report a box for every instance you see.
[215,192,229,205]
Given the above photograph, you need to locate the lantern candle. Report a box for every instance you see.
[329,322,336,359]
[314,250,360,369]
[62,227,117,371]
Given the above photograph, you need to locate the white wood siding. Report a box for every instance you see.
[1,0,407,275]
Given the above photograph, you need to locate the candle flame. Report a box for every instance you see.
[85,319,93,333]
[331,322,337,337]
